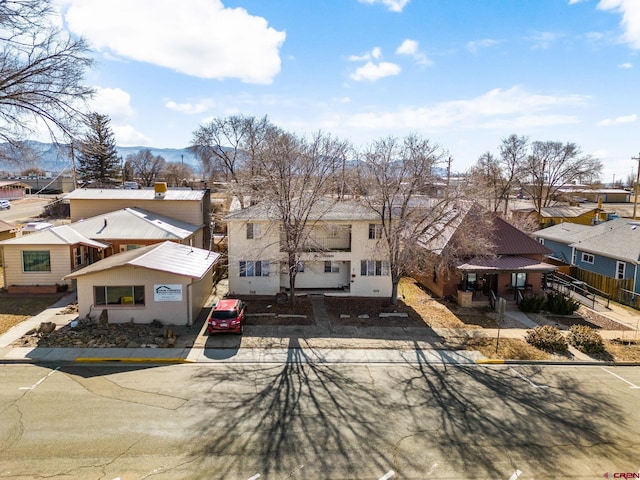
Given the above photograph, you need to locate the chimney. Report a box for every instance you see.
[154,182,167,199]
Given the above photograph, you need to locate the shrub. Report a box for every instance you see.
[519,294,546,313]
[545,291,580,315]
[525,325,568,353]
[567,325,605,354]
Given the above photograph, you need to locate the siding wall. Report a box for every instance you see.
[1,244,72,287]
[70,199,204,225]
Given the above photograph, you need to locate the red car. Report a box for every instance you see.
[207,298,246,335]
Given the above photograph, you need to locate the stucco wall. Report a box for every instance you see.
[75,265,213,325]
[70,198,204,225]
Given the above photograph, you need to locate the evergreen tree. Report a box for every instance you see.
[76,113,121,187]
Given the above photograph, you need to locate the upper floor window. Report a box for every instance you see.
[246,223,261,239]
[368,224,383,240]
[581,252,594,264]
[22,250,51,272]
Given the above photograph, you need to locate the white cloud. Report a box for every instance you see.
[165,100,212,114]
[348,47,382,62]
[569,0,586,4]
[350,61,401,81]
[528,31,560,49]
[395,39,431,65]
[60,0,286,84]
[598,0,640,49]
[357,0,410,13]
[467,38,498,54]
[112,124,152,147]
[597,113,638,125]
[618,62,633,68]
[89,87,134,121]
[345,86,588,130]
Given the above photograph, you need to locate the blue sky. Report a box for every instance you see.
[52,0,640,181]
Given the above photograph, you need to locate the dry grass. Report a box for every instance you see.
[603,339,640,362]
[463,337,553,361]
[0,292,67,335]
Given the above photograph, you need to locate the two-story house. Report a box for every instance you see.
[225,199,393,297]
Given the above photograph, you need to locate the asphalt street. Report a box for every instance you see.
[1,361,639,479]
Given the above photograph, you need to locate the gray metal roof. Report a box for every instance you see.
[70,208,199,240]
[533,222,591,243]
[65,188,205,201]
[65,241,220,280]
[0,224,109,248]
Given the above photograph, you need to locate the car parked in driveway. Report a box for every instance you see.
[0,199,10,210]
[207,298,246,335]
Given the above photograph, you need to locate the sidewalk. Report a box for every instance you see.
[1,292,639,365]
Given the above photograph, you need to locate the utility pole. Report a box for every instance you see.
[633,153,640,219]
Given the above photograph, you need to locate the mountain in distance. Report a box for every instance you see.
[0,140,200,174]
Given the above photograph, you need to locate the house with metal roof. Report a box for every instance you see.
[413,212,556,304]
[0,207,203,292]
[64,241,220,325]
[533,218,640,296]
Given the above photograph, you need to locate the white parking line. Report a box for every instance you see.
[508,469,522,480]
[247,475,261,480]
[379,471,395,480]
[601,367,640,388]
[508,368,548,389]
[19,367,59,390]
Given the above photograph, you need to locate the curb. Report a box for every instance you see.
[75,357,194,364]
[476,359,640,366]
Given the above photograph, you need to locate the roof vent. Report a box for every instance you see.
[154,182,167,199]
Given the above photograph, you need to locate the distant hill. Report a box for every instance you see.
[0,140,200,174]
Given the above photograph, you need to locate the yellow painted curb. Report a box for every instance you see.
[75,357,194,364]
[476,359,505,364]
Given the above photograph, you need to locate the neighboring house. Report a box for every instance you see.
[512,205,605,229]
[533,218,640,295]
[0,207,202,292]
[225,199,392,297]
[0,180,30,200]
[414,213,556,303]
[576,188,630,203]
[64,241,220,325]
[0,219,18,242]
[64,183,211,249]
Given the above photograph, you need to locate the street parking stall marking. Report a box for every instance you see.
[247,475,261,480]
[508,368,548,389]
[379,470,395,480]
[18,367,59,390]
[508,469,522,480]
[601,367,640,389]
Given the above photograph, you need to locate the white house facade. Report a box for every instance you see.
[225,200,393,298]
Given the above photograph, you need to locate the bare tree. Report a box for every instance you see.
[466,152,503,212]
[521,141,602,212]
[356,134,491,306]
[190,114,276,207]
[253,130,346,304]
[498,134,528,214]
[161,162,194,187]
[126,149,166,187]
[0,0,94,145]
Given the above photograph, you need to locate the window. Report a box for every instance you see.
[120,244,142,252]
[368,224,383,240]
[239,260,270,277]
[538,238,544,245]
[246,223,261,239]
[511,272,527,288]
[581,252,594,264]
[360,260,389,276]
[73,247,83,268]
[617,261,626,279]
[296,261,305,273]
[22,250,51,272]
[324,261,340,273]
[94,286,145,306]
